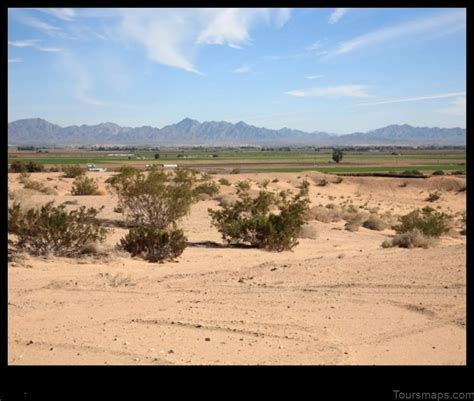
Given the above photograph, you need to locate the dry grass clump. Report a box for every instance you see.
[62,164,85,178]
[362,214,388,231]
[218,178,231,186]
[343,210,368,232]
[382,229,436,249]
[317,179,329,187]
[298,223,318,239]
[215,194,238,207]
[22,179,58,195]
[71,176,101,196]
[308,205,342,223]
[425,191,441,202]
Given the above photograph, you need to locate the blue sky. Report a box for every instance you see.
[8,8,466,134]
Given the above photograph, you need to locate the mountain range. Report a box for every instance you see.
[8,118,466,147]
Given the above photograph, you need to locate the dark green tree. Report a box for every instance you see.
[332,149,344,163]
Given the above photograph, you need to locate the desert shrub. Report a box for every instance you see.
[432,170,445,176]
[384,229,435,249]
[215,194,238,207]
[108,166,197,229]
[18,172,31,183]
[272,178,279,183]
[209,180,311,251]
[8,201,107,256]
[230,168,241,174]
[193,181,220,197]
[10,160,27,173]
[63,164,85,178]
[402,170,423,176]
[218,178,231,186]
[259,179,270,189]
[298,223,318,239]
[333,176,343,184]
[425,192,441,202]
[344,220,362,232]
[394,208,451,238]
[71,176,101,195]
[450,170,465,175]
[119,226,186,263]
[23,179,57,195]
[26,161,44,173]
[317,179,329,187]
[48,166,60,173]
[309,206,341,223]
[362,214,388,231]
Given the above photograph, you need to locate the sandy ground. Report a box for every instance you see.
[8,171,466,365]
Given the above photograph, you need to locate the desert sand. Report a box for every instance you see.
[8,171,466,365]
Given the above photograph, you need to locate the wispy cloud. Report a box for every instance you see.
[358,91,466,106]
[329,8,349,24]
[36,46,63,52]
[286,84,370,98]
[306,74,324,80]
[232,64,252,74]
[8,39,41,48]
[306,41,323,51]
[8,39,63,53]
[17,14,62,36]
[35,8,76,21]
[439,96,466,116]
[329,9,465,57]
[8,58,23,63]
[119,8,291,74]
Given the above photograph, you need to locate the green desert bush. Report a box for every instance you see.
[432,170,445,176]
[383,229,435,249]
[209,180,311,251]
[8,201,107,256]
[218,178,231,186]
[394,208,451,238]
[317,179,329,187]
[193,181,220,198]
[25,161,44,173]
[23,179,57,195]
[108,166,197,229]
[362,214,388,231]
[425,192,441,202]
[63,164,85,178]
[230,168,241,174]
[71,176,101,195]
[10,160,27,173]
[119,226,187,263]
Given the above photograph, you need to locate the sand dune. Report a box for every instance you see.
[8,171,466,365]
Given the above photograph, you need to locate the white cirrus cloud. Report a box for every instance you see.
[330,9,465,57]
[286,84,370,98]
[8,39,41,47]
[358,91,466,106]
[8,58,23,63]
[17,14,62,35]
[232,64,252,74]
[35,8,76,21]
[329,8,349,24]
[439,96,466,116]
[118,8,291,74]
[306,74,324,80]
[36,46,64,52]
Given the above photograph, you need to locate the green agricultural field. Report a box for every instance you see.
[248,164,466,174]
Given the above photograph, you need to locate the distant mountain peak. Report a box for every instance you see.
[8,118,466,147]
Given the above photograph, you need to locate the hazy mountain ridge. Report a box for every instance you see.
[8,118,466,146]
